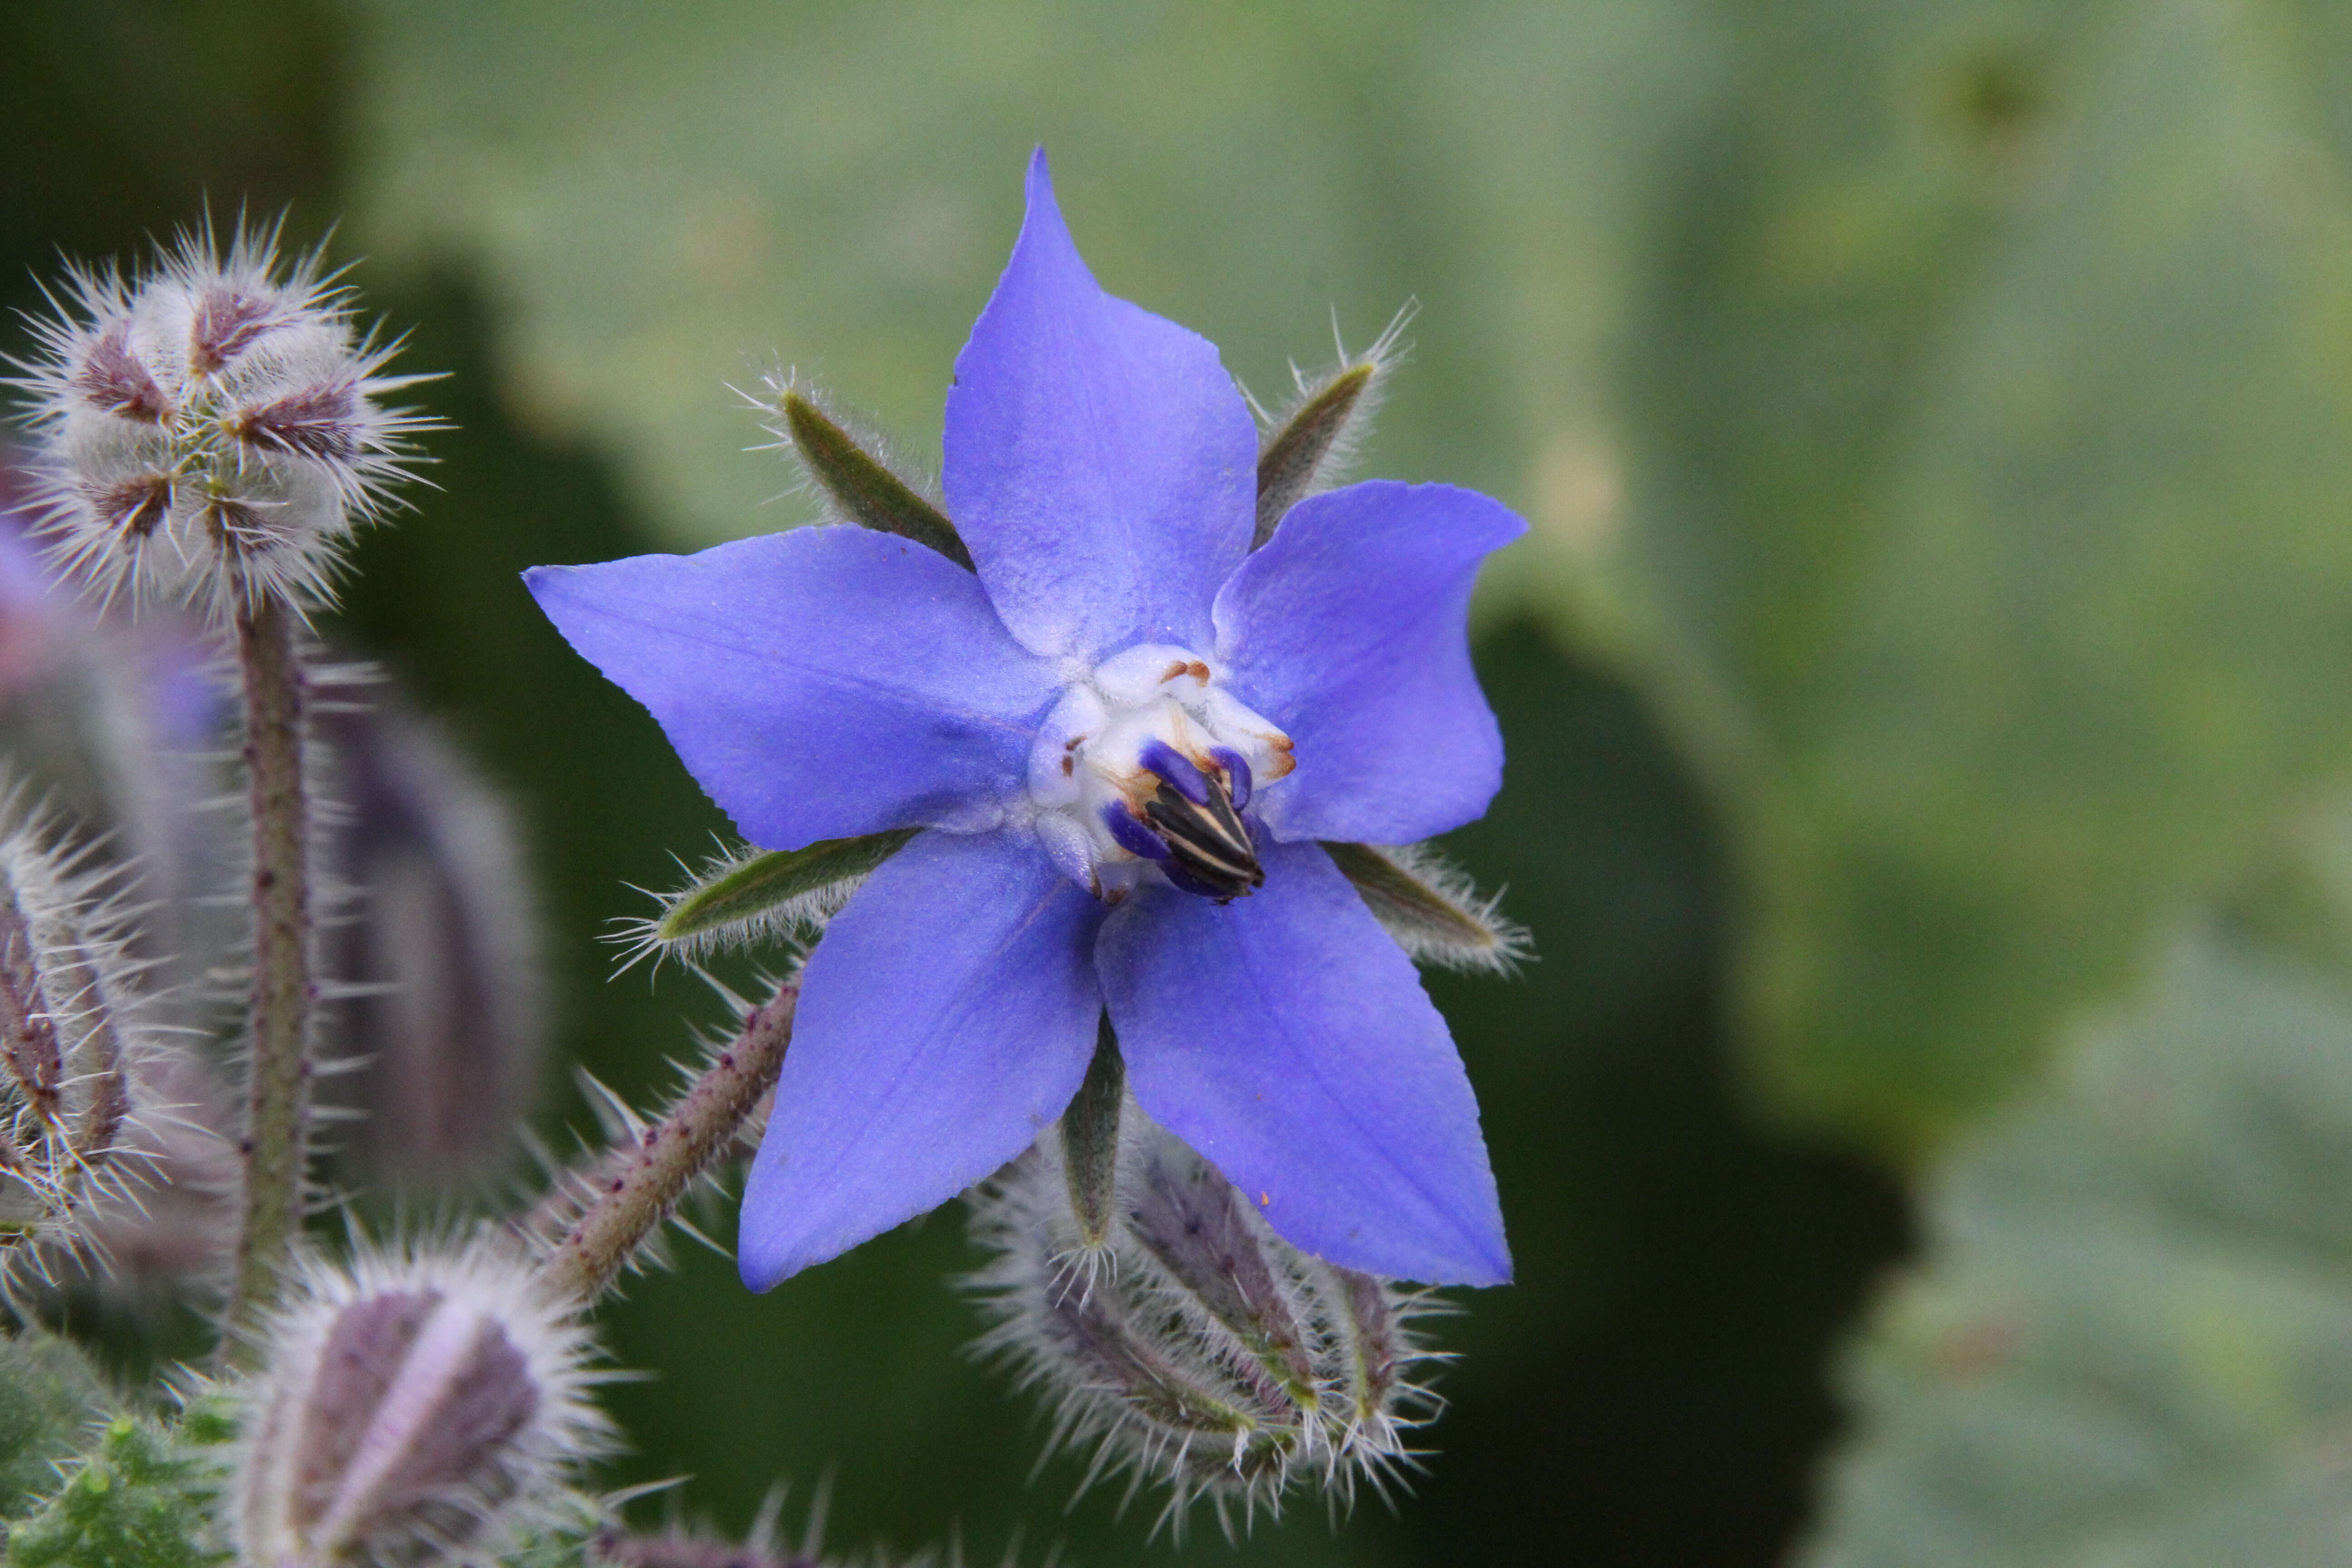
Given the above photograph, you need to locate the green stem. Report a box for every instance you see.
[220,593,312,1362]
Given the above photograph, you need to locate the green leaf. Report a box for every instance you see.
[344,0,1713,563]
[1800,917,2352,1568]
[641,830,919,960]
[1609,0,2352,1152]
[7,1412,229,1568]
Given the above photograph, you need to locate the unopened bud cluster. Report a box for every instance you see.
[967,1098,1438,1533]
[235,1242,608,1568]
[0,799,159,1269]
[10,221,429,617]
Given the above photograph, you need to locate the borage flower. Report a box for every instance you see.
[528,152,1522,1289]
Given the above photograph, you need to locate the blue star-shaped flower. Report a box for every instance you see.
[527,152,1522,1290]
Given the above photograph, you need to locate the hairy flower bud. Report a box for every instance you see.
[9,219,433,617]
[0,795,172,1276]
[234,1242,608,1568]
[312,690,547,1189]
[966,1095,1441,1534]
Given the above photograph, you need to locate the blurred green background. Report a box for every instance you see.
[12,1,2352,1563]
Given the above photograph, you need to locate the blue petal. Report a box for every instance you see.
[526,526,1058,849]
[943,150,1256,661]
[740,828,1107,1289]
[1214,481,1525,844]
[1099,838,1510,1285]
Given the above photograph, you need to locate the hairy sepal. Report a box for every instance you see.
[1250,305,1412,550]
[765,381,975,570]
[1059,1018,1124,1252]
[1321,841,1527,974]
[623,830,919,965]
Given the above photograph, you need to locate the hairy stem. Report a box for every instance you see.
[222,592,312,1362]
[535,984,798,1307]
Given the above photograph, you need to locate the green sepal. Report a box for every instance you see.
[1254,363,1375,549]
[778,389,975,570]
[1322,841,1528,974]
[1060,1017,1125,1251]
[648,829,920,956]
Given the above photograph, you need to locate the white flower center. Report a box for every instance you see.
[1023,643,1293,902]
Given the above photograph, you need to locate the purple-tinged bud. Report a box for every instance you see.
[7,218,436,619]
[0,792,176,1274]
[311,685,548,1190]
[235,1241,609,1568]
[966,1095,1443,1534]
[75,1051,240,1293]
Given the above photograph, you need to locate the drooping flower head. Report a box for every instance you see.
[969,1107,1441,1532]
[8,218,434,617]
[529,152,1522,1290]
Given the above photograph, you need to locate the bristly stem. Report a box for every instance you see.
[222,590,314,1361]
[534,983,798,1307]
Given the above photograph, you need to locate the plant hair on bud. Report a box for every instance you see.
[233,1237,612,1568]
[0,787,183,1285]
[965,1101,1445,1539]
[7,214,437,620]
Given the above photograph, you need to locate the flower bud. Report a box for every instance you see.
[0,796,171,1274]
[0,456,231,996]
[10,219,433,618]
[72,1050,240,1294]
[966,1092,1440,1533]
[234,1242,608,1568]
[311,687,548,1189]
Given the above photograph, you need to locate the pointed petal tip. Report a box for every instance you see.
[738,1250,784,1294]
[736,1227,799,1294]
[1014,148,1078,272]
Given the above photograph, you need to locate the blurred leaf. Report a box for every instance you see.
[1799,910,2352,1567]
[342,0,1713,586]
[1611,0,2352,1151]
[0,1333,108,1519]
[6,1411,226,1568]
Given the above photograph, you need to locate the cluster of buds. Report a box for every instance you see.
[965,1036,1440,1536]
[9,219,431,618]
[233,1240,608,1568]
[0,796,165,1276]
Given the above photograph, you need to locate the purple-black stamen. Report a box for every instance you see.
[1211,747,1252,808]
[1100,802,1171,862]
[1139,769,1263,902]
[1138,740,1212,805]
[1160,861,1235,901]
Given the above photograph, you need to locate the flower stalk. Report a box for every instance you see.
[533,982,798,1307]
[222,589,313,1358]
